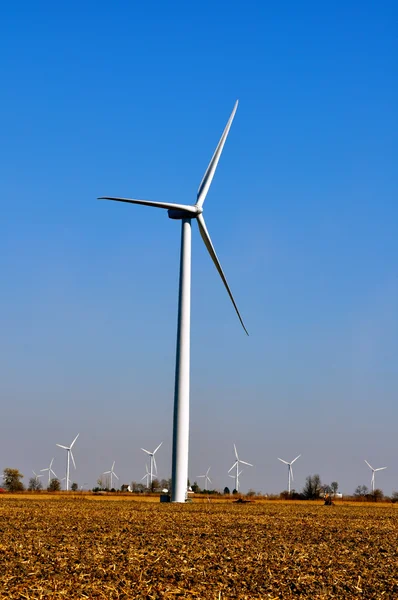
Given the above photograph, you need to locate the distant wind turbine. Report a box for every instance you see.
[364,460,387,493]
[32,470,43,484]
[228,444,253,492]
[141,442,162,485]
[99,101,247,502]
[103,461,119,490]
[40,458,57,486]
[56,433,79,491]
[141,464,151,489]
[277,454,301,494]
[197,467,212,491]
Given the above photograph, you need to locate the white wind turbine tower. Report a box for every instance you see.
[228,444,253,492]
[56,433,79,492]
[141,442,162,485]
[100,101,247,502]
[141,464,151,489]
[103,461,119,490]
[40,458,57,486]
[364,460,387,493]
[197,467,212,491]
[277,454,301,494]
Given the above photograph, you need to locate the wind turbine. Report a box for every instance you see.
[56,433,79,491]
[32,470,43,484]
[197,467,212,491]
[99,101,247,502]
[40,458,57,486]
[277,454,301,494]
[141,464,151,489]
[141,442,162,485]
[228,444,253,492]
[364,460,387,493]
[103,461,119,490]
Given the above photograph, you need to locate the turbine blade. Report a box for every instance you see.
[207,476,212,484]
[40,468,48,473]
[375,467,387,471]
[114,473,119,480]
[103,470,111,475]
[364,460,373,470]
[70,451,76,469]
[141,448,151,455]
[99,197,198,214]
[206,467,211,476]
[196,100,238,208]
[56,444,68,450]
[70,433,79,448]
[153,456,158,474]
[153,442,163,454]
[111,461,115,470]
[291,454,301,464]
[51,469,58,478]
[197,214,248,335]
[240,460,253,467]
[141,474,146,481]
[290,466,294,482]
[277,458,289,465]
[228,461,238,473]
[234,444,239,460]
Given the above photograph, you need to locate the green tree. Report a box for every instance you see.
[71,482,78,492]
[330,481,339,495]
[3,468,24,492]
[48,478,61,492]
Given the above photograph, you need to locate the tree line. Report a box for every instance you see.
[2,468,397,501]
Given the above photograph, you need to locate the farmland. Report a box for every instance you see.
[0,497,397,599]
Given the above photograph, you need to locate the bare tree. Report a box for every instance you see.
[28,477,43,492]
[302,474,322,499]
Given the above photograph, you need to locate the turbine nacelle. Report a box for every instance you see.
[168,207,203,220]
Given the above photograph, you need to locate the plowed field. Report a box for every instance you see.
[0,498,397,598]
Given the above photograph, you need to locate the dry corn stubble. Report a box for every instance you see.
[0,498,397,599]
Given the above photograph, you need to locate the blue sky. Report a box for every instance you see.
[1,1,397,494]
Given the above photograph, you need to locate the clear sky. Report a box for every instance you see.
[1,1,397,495]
